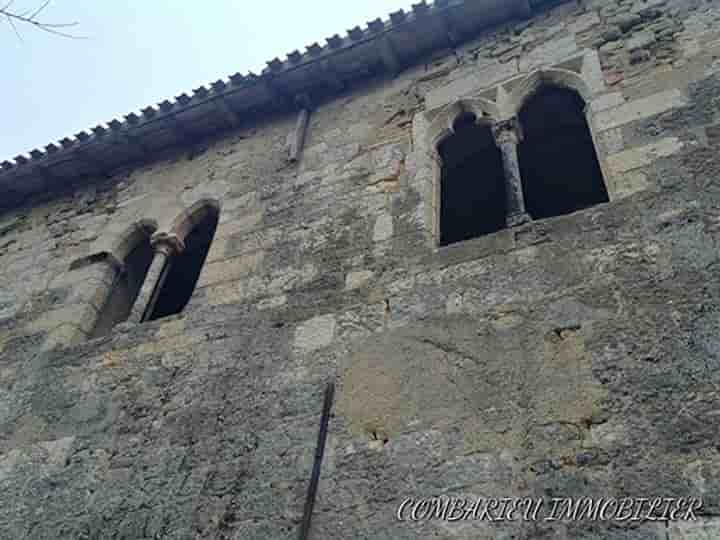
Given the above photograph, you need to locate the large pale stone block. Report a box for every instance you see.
[519,35,578,72]
[606,137,684,175]
[197,250,264,288]
[345,270,374,291]
[425,61,517,110]
[28,302,98,336]
[373,214,394,243]
[39,436,76,466]
[613,171,650,199]
[593,90,688,131]
[215,211,263,237]
[293,314,336,353]
[589,91,625,113]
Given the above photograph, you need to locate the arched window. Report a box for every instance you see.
[90,231,154,338]
[438,112,506,246]
[146,205,219,321]
[517,86,609,220]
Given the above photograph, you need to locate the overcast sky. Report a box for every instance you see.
[1,0,414,161]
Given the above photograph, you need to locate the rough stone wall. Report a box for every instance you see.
[2,0,720,538]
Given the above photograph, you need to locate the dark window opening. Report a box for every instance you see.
[90,236,153,338]
[518,86,609,221]
[438,113,507,246]
[147,208,219,321]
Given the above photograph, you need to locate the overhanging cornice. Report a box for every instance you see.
[0,0,568,207]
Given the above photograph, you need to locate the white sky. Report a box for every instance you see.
[1,0,414,161]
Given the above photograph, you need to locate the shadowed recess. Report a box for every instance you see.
[148,207,220,320]
[90,235,154,338]
[438,112,506,246]
[518,86,609,220]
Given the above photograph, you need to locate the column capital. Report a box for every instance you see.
[150,232,185,256]
[491,118,524,146]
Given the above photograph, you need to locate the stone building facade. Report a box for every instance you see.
[1,0,720,538]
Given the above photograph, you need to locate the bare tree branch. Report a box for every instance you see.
[1,0,83,39]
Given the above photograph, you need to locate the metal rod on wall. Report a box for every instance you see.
[298,381,335,540]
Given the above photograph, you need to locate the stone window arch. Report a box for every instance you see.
[419,56,614,248]
[89,222,156,338]
[145,201,220,321]
[435,111,507,246]
[515,83,609,220]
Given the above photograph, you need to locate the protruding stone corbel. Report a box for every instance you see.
[128,232,185,324]
[288,94,313,163]
[491,118,532,227]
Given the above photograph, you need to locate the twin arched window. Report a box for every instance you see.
[90,203,219,338]
[438,85,609,246]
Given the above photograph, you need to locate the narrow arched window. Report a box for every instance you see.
[146,205,219,321]
[518,86,609,220]
[90,233,154,338]
[438,113,506,246]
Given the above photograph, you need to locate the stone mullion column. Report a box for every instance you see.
[127,233,184,324]
[492,119,532,228]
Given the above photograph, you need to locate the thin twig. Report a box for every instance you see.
[1,0,84,40]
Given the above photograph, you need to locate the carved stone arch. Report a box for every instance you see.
[167,198,221,243]
[507,68,593,118]
[427,98,500,150]
[85,218,157,338]
[108,218,158,264]
[144,197,221,321]
[511,69,610,222]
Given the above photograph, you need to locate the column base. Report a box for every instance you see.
[506,212,532,228]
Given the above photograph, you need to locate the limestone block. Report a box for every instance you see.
[519,35,578,72]
[180,180,231,208]
[613,171,650,199]
[589,91,625,113]
[196,250,264,288]
[606,137,684,175]
[38,436,75,466]
[373,214,394,243]
[367,142,406,188]
[425,61,517,110]
[596,127,625,155]
[293,314,336,353]
[203,280,248,307]
[27,302,98,336]
[215,211,263,235]
[593,89,688,131]
[42,323,87,351]
[345,270,374,291]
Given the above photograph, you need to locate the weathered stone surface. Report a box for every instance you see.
[0,0,719,538]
